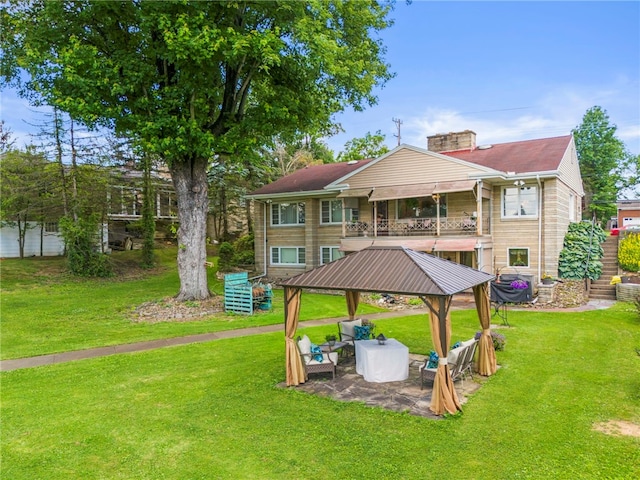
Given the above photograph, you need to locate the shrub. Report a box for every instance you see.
[59,215,112,277]
[475,330,506,351]
[217,242,235,272]
[618,232,640,273]
[558,221,605,280]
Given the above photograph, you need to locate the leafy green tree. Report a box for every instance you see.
[572,106,629,223]
[337,130,390,162]
[2,1,393,300]
[0,148,58,258]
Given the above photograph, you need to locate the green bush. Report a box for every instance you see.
[59,215,113,277]
[618,232,640,273]
[558,221,605,280]
[217,242,235,272]
[233,233,255,266]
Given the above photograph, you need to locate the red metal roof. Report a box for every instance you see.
[444,135,572,174]
[247,135,572,197]
[249,159,372,196]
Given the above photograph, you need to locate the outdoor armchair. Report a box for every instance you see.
[418,338,478,389]
[297,335,337,380]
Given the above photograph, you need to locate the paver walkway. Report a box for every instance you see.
[0,298,614,372]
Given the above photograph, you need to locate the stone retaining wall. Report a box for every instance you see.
[537,283,556,303]
[616,283,640,302]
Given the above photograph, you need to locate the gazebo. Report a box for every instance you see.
[279,246,497,415]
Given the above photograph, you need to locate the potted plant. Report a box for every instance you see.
[325,334,337,347]
[541,273,554,285]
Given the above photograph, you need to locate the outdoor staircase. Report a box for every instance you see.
[590,235,618,300]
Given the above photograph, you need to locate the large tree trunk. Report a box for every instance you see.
[170,157,211,301]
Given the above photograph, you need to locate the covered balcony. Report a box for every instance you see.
[336,179,491,254]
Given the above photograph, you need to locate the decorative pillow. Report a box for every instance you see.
[310,343,324,362]
[451,341,462,349]
[427,351,439,369]
[340,319,362,340]
[354,325,371,340]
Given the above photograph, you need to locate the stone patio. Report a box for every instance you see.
[281,353,484,419]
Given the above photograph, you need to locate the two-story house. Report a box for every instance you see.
[247,130,584,285]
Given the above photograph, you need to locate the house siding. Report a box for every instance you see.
[0,223,66,258]
[343,148,484,188]
[250,136,583,284]
[556,139,584,196]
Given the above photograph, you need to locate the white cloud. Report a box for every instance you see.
[404,83,640,154]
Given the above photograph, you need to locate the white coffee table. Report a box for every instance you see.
[355,338,409,383]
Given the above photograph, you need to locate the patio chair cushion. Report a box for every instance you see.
[447,344,465,366]
[306,351,338,366]
[353,325,371,340]
[298,335,312,356]
[461,339,476,349]
[339,319,362,340]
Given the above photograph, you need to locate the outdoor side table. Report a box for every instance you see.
[355,338,409,383]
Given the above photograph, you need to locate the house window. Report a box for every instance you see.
[397,195,446,219]
[502,186,538,218]
[271,202,305,225]
[321,199,357,224]
[508,248,529,268]
[44,222,58,233]
[320,246,344,265]
[271,247,305,265]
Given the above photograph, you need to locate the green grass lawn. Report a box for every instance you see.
[0,249,383,360]
[1,252,639,479]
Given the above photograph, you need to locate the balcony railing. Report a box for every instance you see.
[345,216,489,237]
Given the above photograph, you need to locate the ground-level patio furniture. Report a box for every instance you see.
[319,340,348,355]
[297,335,338,380]
[281,246,497,416]
[337,318,375,356]
[419,338,478,389]
[355,338,409,383]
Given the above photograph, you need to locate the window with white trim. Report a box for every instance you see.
[502,186,538,218]
[508,247,529,268]
[321,199,357,224]
[271,202,305,225]
[320,199,358,224]
[271,247,305,265]
[44,222,59,233]
[320,246,344,265]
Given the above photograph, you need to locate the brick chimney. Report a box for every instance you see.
[427,130,476,153]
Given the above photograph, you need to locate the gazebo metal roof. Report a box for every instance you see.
[278,246,495,295]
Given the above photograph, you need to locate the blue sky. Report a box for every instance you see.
[327,0,640,155]
[2,1,639,157]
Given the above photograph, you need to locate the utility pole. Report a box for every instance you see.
[392,117,402,146]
